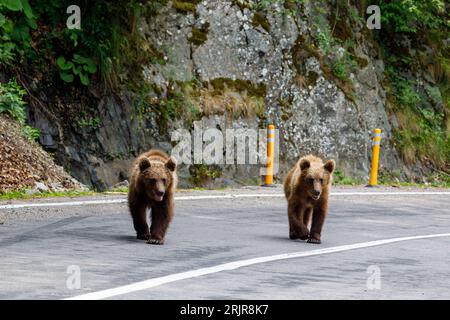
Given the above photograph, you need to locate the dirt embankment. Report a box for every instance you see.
[0,114,84,193]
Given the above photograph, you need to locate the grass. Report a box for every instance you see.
[107,186,129,193]
[333,170,364,186]
[382,181,450,188]
[0,190,97,201]
[198,86,266,119]
[332,169,450,188]
[1,173,448,201]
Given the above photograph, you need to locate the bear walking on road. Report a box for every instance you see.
[283,155,335,244]
[128,150,178,245]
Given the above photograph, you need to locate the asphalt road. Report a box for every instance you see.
[0,186,449,300]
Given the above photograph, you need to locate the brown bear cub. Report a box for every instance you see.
[128,150,178,245]
[283,155,335,244]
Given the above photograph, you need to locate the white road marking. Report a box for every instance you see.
[65,233,450,300]
[1,191,449,210]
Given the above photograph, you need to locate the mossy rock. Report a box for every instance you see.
[189,22,209,46]
[172,0,201,13]
[208,78,267,97]
[251,12,270,33]
[232,0,252,11]
[332,16,353,41]
[306,71,319,86]
[355,56,369,68]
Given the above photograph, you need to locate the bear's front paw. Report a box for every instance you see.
[289,230,309,240]
[307,237,321,244]
[147,238,165,245]
[137,233,150,240]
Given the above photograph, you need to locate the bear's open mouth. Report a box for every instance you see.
[311,195,320,200]
[154,195,164,202]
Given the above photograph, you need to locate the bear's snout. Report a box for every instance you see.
[311,189,321,200]
[154,190,165,201]
[156,190,165,197]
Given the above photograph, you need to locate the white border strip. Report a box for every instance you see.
[1,192,449,210]
[65,233,450,300]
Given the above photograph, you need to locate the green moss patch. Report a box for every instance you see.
[189,22,209,46]
[208,78,267,97]
[172,0,201,13]
[251,12,271,32]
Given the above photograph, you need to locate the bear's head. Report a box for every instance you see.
[138,156,177,202]
[300,157,335,201]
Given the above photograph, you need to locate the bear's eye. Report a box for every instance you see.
[320,178,324,184]
[162,178,167,184]
[149,178,156,184]
[307,178,314,183]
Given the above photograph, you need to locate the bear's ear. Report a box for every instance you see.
[299,158,310,171]
[139,158,151,172]
[165,156,177,172]
[324,159,335,174]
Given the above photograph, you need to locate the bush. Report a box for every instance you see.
[0,79,41,141]
[375,0,447,33]
[0,0,36,65]
[0,79,27,122]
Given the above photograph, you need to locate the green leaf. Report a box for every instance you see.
[56,56,73,70]
[56,56,65,67]
[72,65,82,75]
[20,0,34,18]
[69,32,78,47]
[1,20,13,33]
[79,73,90,86]
[60,72,74,83]
[4,0,22,11]
[72,54,87,64]
[83,60,97,73]
[26,17,37,29]
[0,13,6,27]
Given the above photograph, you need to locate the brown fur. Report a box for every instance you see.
[128,149,178,245]
[283,155,335,244]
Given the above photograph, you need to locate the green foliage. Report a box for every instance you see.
[189,164,222,187]
[332,59,347,80]
[0,79,41,140]
[316,31,333,54]
[0,0,36,64]
[76,113,101,130]
[0,189,95,200]
[374,0,448,33]
[22,125,41,141]
[394,109,449,167]
[374,0,449,170]
[385,61,449,168]
[57,54,97,85]
[1,0,169,88]
[333,170,363,185]
[0,79,26,122]
[393,79,420,110]
[161,89,200,123]
[132,81,201,133]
